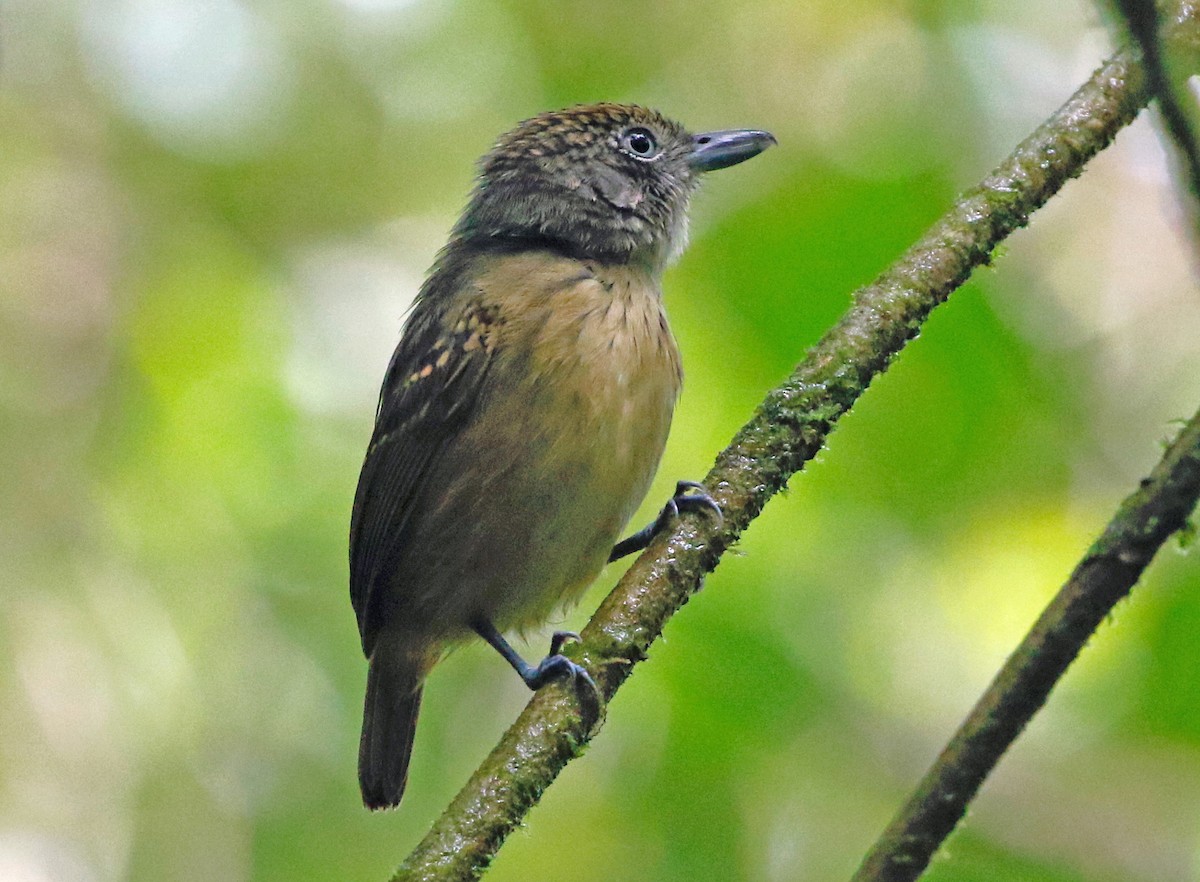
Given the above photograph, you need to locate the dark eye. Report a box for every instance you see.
[620,127,659,159]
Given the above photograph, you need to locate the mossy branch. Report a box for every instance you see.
[391,9,1200,880]
[851,407,1200,882]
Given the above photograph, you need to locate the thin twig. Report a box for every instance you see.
[851,409,1200,882]
[1112,0,1200,243]
[390,15,1200,881]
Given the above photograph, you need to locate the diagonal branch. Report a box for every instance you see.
[847,7,1200,879]
[851,406,1200,882]
[391,10,1200,881]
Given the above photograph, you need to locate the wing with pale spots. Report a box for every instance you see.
[349,284,502,655]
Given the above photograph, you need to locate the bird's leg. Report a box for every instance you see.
[473,619,597,692]
[608,480,723,563]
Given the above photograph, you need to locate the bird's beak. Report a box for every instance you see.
[688,129,777,173]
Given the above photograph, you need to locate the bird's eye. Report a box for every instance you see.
[620,127,659,160]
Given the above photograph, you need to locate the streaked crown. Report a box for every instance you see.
[457,104,700,267]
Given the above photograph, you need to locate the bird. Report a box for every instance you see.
[349,103,775,810]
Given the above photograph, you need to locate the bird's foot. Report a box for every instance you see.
[475,621,598,696]
[608,480,723,562]
[521,631,596,692]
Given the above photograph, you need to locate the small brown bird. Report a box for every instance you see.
[350,103,775,809]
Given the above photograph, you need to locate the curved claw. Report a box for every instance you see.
[549,630,581,657]
[672,488,723,526]
[671,480,723,522]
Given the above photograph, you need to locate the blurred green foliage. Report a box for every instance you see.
[3,1,1200,881]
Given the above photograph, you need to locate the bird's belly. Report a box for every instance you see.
[403,339,678,637]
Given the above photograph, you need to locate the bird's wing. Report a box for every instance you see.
[349,281,503,656]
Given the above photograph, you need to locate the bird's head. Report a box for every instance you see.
[455,103,775,269]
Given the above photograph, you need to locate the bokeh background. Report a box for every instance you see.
[4,0,1200,880]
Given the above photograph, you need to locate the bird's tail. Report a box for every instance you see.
[359,645,425,810]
